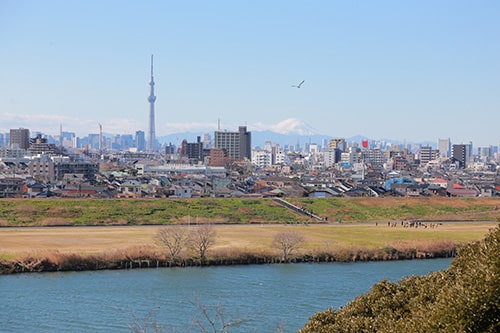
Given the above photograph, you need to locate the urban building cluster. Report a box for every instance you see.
[1,126,499,199]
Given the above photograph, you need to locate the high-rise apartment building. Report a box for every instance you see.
[181,137,204,161]
[324,149,342,167]
[361,149,387,166]
[214,126,251,160]
[419,146,439,165]
[60,131,76,149]
[136,130,146,152]
[328,138,346,152]
[87,134,100,151]
[209,148,228,167]
[9,128,30,149]
[119,134,134,150]
[438,138,451,158]
[478,146,493,162]
[28,134,58,155]
[452,144,467,168]
[201,133,212,149]
[465,142,473,166]
[0,133,7,147]
[251,149,272,168]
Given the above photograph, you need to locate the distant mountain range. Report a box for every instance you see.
[157,130,437,149]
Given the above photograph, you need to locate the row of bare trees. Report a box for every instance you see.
[156,225,304,264]
[156,225,216,263]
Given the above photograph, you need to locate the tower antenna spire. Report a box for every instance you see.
[151,54,154,78]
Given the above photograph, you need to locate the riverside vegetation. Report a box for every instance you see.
[299,224,500,333]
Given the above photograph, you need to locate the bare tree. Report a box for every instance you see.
[128,297,284,333]
[156,226,188,261]
[191,296,246,333]
[189,224,216,263]
[272,231,305,262]
[127,310,167,333]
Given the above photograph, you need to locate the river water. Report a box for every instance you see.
[0,258,452,333]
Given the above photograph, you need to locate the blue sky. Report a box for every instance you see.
[1,1,499,147]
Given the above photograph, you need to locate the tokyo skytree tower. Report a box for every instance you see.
[147,54,156,152]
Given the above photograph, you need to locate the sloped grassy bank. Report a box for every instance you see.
[0,197,499,226]
[0,198,298,226]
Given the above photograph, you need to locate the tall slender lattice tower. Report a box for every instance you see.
[147,54,157,152]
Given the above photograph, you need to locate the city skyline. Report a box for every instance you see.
[2,123,495,154]
[1,1,499,146]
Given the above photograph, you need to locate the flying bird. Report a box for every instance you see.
[292,80,305,88]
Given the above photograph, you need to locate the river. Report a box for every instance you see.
[0,258,452,333]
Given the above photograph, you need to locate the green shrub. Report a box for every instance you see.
[299,225,500,333]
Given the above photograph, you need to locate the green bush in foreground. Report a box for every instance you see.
[299,225,500,333]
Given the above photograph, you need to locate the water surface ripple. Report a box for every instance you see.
[0,259,452,332]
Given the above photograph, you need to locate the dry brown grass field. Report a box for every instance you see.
[0,222,497,261]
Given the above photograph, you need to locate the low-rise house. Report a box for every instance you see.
[117,181,144,198]
[60,184,101,197]
[23,183,46,198]
[367,186,387,197]
[389,183,425,197]
[0,176,27,198]
[477,184,495,197]
[446,186,478,197]
[405,184,423,197]
[169,185,192,198]
[427,184,448,196]
[343,186,376,197]
[429,178,449,189]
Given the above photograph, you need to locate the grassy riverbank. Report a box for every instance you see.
[0,197,499,226]
[1,197,498,273]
